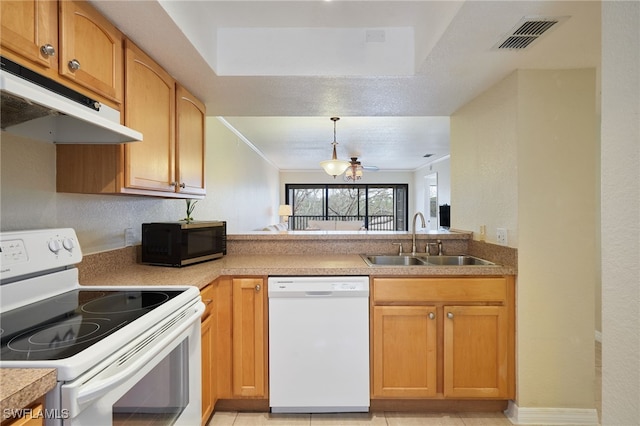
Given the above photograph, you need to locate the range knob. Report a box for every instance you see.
[48,239,63,253]
[63,238,75,251]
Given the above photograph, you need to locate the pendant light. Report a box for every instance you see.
[320,117,350,178]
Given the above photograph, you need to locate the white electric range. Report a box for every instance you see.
[0,228,204,425]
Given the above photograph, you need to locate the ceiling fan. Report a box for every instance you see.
[344,156,379,181]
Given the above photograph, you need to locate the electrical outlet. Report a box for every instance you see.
[124,228,134,247]
[497,228,508,246]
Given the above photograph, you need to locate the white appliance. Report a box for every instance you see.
[268,276,369,413]
[0,229,203,426]
[1,55,142,143]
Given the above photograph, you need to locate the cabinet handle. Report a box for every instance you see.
[170,182,178,187]
[68,59,81,71]
[40,44,56,57]
[447,312,454,319]
[428,312,435,320]
[255,284,261,292]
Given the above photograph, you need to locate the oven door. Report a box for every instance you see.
[59,300,203,426]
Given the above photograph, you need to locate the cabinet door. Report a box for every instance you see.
[443,305,508,398]
[124,40,175,192]
[231,277,266,397]
[200,284,216,424]
[58,0,123,104]
[0,0,57,74]
[176,84,206,196]
[201,312,214,425]
[372,305,437,398]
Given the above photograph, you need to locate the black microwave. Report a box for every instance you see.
[141,221,226,267]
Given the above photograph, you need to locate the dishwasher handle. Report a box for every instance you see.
[305,291,333,297]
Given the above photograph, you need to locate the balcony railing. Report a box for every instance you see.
[289,215,396,231]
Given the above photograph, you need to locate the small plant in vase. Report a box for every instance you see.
[182,199,198,223]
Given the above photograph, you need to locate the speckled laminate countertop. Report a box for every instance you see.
[0,369,56,420]
[79,254,515,289]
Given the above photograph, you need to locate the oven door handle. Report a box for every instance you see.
[64,302,204,415]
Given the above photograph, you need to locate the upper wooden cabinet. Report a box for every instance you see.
[0,0,58,76]
[124,39,176,193]
[58,0,124,104]
[176,84,206,196]
[56,41,206,199]
[1,0,123,108]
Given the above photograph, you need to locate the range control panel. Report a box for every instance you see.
[0,228,82,281]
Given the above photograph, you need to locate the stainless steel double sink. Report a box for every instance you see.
[361,254,496,266]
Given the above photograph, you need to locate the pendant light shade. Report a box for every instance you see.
[320,117,350,178]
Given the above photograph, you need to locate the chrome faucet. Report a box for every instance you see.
[411,212,426,255]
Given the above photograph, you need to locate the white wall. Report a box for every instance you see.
[450,73,519,246]
[601,2,640,424]
[414,157,451,229]
[451,69,598,417]
[0,117,279,252]
[207,118,280,232]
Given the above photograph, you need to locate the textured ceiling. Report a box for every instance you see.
[89,0,600,171]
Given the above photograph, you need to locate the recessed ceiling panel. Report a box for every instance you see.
[216,27,414,76]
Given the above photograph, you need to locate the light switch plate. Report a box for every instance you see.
[497,228,508,246]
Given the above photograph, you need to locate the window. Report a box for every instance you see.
[285,184,408,230]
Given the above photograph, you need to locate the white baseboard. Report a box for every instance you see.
[505,401,600,425]
[595,330,602,343]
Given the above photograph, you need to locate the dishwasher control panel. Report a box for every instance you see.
[268,276,369,297]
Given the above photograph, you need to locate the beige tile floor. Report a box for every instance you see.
[208,411,513,426]
[208,342,603,426]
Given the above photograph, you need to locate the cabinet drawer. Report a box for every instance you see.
[201,284,215,320]
[373,277,507,303]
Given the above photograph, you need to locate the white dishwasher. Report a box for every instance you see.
[268,276,369,413]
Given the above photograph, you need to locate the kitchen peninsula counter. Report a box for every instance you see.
[78,253,516,289]
[3,232,516,414]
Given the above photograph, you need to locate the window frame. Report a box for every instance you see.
[284,183,409,231]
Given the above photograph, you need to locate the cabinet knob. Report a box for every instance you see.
[428,312,435,320]
[179,183,186,189]
[68,59,81,71]
[447,312,454,319]
[40,44,56,57]
[170,182,178,187]
[255,284,261,292]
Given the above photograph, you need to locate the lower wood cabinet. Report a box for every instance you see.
[200,283,216,425]
[215,276,268,401]
[372,305,437,398]
[371,276,515,400]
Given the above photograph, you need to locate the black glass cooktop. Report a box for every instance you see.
[0,289,183,361]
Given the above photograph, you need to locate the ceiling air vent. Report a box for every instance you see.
[495,17,566,50]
